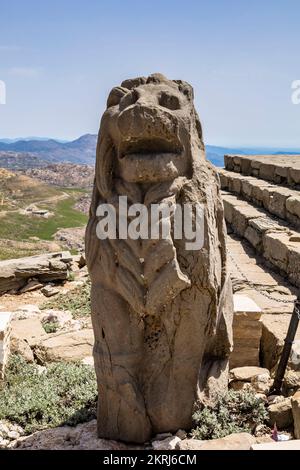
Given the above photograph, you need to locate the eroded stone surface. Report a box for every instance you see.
[85,74,233,442]
[292,391,300,439]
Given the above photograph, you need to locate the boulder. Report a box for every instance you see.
[0,252,72,294]
[283,370,300,396]
[230,366,269,382]
[268,398,293,429]
[41,285,59,297]
[11,317,46,348]
[251,372,272,394]
[33,328,94,363]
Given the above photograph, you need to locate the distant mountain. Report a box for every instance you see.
[0,134,97,166]
[0,134,299,170]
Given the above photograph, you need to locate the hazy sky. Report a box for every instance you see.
[0,0,300,147]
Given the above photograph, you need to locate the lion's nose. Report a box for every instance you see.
[119,88,158,112]
[118,94,161,137]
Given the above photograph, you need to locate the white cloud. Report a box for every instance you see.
[9,67,42,78]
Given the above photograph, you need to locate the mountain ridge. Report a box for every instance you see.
[0,134,300,169]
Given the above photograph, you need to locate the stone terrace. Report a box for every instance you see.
[218,154,300,371]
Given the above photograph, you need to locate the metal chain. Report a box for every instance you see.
[227,250,295,304]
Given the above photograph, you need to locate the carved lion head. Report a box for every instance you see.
[95,73,205,199]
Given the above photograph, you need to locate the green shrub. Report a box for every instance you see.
[41,281,91,318]
[0,355,97,434]
[43,321,59,334]
[191,390,268,440]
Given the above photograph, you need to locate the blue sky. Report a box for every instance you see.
[0,0,299,147]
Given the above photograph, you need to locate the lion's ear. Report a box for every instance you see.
[173,80,194,102]
[107,86,128,108]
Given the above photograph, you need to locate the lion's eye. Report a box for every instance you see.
[119,90,139,110]
[159,92,180,110]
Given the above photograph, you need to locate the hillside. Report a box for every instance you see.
[21,163,94,188]
[0,169,88,260]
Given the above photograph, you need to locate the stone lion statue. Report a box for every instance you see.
[86,73,233,443]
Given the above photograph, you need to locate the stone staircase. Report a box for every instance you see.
[219,155,300,371]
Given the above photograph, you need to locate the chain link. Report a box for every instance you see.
[228,251,295,304]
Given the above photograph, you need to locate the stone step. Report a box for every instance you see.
[227,234,296,315]
[223,191,300,288]
[227,234,298,371]
[224,154,300,187]
[218,168,300,229]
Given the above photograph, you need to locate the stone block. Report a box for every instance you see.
[230,295,262,368]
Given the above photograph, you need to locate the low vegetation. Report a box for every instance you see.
[43,321,60,334]
[191,390,268,440]
[0,355,97,434]
[0,197,87,242]
[41,281,91,318]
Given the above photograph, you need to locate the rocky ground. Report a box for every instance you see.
[21,163,94,189]
[0,248,299,450]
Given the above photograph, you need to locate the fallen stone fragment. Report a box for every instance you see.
[268,397,293,429]
[33,328,94,363]
[41,285,59,297]
[19,279,44,293]
[230,366,269,382]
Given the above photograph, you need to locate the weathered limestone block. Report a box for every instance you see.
[86,74,233,442]
[33,329,94,364]
[268,398,293,429]
[261,314,300,371]
[0,313,12,381]
[0,252,72,294]
[230,295,262,368]
[292,391,300,439]
[263,232,289,273]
